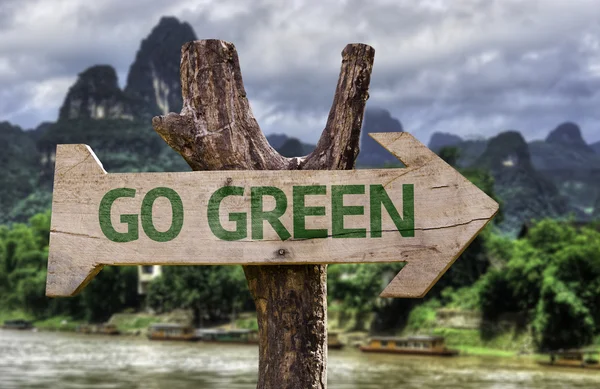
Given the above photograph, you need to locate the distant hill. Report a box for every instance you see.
[0,17,197,224]
[528,122,600,217]
[356,108,404,167]
[474,131,572,233]
[427,122,600,231]
[37,119,190,178]
[125,17,197,119]
[265,134,289,150]
[35,16,199,186]
[59,65,135,121]
[266,134,315,157]
[592,141,600,154]
[60,17,196,123]
[428,132,463,152]
[0,122,42,224]
[427,133,488,168]
[27,122,53,142]
[545,122,595,154]
[530,122,599,172]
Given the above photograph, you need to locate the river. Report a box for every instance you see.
[1,329,599,389]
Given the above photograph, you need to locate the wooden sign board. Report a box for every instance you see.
[46,132,498,298]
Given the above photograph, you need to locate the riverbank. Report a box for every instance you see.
[0,309,542,359]
[0,309,170,335]
[432,327,534,357]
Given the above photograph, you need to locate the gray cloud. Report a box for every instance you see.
[1,0,599,145]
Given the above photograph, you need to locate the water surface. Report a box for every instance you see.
[1,329,599,388]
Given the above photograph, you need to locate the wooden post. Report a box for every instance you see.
[152,40,374,389]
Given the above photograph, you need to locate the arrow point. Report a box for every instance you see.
[379,217,495,298]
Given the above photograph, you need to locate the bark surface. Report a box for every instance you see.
[153,39,374,389]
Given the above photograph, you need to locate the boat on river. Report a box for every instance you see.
[2,319,34,330]
[196,328,259,344]
[538,349,600,369]
[147,323,199,341]
[360,335,458,356]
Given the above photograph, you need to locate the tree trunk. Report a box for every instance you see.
[153,39,374,389]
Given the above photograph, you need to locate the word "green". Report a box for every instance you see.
[207,184,414,241]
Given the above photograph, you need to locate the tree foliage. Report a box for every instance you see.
[479,219,600,350]
[0,210,139,322]
[146,265,251,325]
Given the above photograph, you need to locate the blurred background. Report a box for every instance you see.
[1,0,600,388]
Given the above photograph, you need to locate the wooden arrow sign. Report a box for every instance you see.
[46,132,498,298]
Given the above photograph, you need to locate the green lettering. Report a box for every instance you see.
[141,187,184,242]
[99,188,138,243]
[293,185,327,239]
[251,186,291,240]
[208,186,247,241]
[370,184,414,237]
[332,185,367,238]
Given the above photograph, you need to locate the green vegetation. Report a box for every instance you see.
[107,313,161,332]
[0,210,140,325]
[0,122,41,224]
[452,346,517,358]
[432,328,531,353]
[34,316,85,332]
[0,309,35,323]
[328,219,600,353]
[235,316,259,331]
[406,299,440,332]
[480,219,600,350]
[146,265,252,326]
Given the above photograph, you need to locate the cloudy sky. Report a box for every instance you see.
[1,0,600,144]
